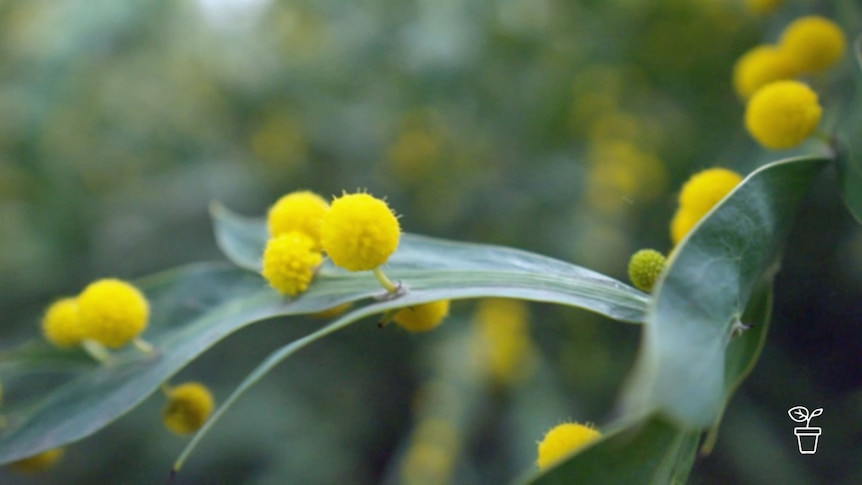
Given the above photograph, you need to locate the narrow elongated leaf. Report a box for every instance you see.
[623,155,829,428]
[0,207,648,465]
[211,203,649,323]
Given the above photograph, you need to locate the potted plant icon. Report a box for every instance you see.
[788,406,823,454]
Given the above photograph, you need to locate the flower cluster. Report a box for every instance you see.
[262,190,329,296]
[41,278,150,354]
[733,15,845,100]
[733,15,844,150]
[262,189,402,297]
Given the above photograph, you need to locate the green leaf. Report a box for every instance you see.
[834,35,862,223]
[0,207,648,465]
[835,35,862,223]
[523,416,701,485]
[701,279,773,454]
[622,155,829,428]
[836,143,862,224]
[527,270,775,484]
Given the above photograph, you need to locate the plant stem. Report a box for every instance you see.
[82,340,111,364]
[373,267,398,293]
[133,338,154,354]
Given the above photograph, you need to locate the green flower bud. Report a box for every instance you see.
[628,249,666,292]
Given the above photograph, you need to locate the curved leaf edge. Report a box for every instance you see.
[623,154,830,429]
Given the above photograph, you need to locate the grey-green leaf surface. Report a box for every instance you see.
[622,155,829,428]
[210,203,649,323]
[700,280,773,453]
[0,207,648,465]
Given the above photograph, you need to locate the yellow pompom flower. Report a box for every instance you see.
[8,448,64,473]
[745,0,783,15]
[393,300,451,332]
[261,231,323,296]
[671,168,742,245]
[42,297,84,348]
[745,80,822,150]
[678,168,743,214]
[670,207,701,246]
[321,192,401,272]
[628,249,666,292]
[780,16,846,73]
[267,190,330,250]
[162,382,215,435]
[536,422,601,470]
[78,279,149,349]
[732,45,798,99]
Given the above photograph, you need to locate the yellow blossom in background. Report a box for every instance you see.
[411,418,459,450]
[261,231,322,296]
[745,80,822,150]
[780,16,846,73]
[393,300,451,333]
[744,0,783,15]
[8,448,64,473]
[570,67,625,124]
[386,128,444,184]
[586,140,667,212]
[587,113,663,149]
[42,297,84,348]
[536,422,601,470]
[321,192,401,272]
[162,382,215,435]
[732,45,798,99]
[399,418,460,485]
[401,442,455,485]
[671,168,743,245]
[266,190,329,250]
[271,4,331,61]
[678,168,743,214]
[249,114,307,173]
[77,279,149,349]
[475,299,535,386]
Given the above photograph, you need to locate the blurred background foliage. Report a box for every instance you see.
[1,0,861,483]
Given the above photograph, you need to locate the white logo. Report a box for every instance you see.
[787,405,823,454]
